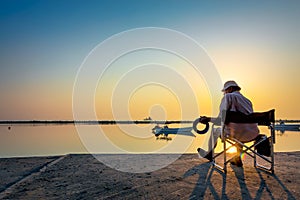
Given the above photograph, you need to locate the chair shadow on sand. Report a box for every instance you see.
[183,162,296,200]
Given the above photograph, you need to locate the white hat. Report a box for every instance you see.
[222,80,241,91]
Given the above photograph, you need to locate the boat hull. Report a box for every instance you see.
[274,124,300,131]
[157,127,192,133]
[153,127,193,136]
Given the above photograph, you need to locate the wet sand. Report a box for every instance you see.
[0,152,299,199]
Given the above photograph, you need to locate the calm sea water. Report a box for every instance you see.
[0,124,299,158]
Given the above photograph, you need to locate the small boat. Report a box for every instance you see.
[143,116,152,121]
[152,125,193,137]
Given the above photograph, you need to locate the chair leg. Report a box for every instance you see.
[254,149,257,167]
[270,138,275,174]
[254,137,274,174]
[254,141,257,167]
[223,140,227,173]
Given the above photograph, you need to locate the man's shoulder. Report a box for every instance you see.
[225,91,249,101]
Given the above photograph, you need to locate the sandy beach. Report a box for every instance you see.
[0,152,299,199]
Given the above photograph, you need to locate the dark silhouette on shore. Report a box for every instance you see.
[0,120,193,125]
[1,119,299,125]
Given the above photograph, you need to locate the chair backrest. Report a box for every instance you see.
[223,109,275,126]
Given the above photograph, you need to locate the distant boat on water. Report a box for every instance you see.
[143,116,152,121]
[152,125,193,137]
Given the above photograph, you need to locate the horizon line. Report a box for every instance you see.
[0,119,300,124]
[0,120,194,125]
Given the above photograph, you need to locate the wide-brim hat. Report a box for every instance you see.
[222,80,241,91]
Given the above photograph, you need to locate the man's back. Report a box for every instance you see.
[220,91,259,142]
[220,91,253,114]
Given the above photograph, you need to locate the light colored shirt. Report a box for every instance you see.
[219,91,259,142]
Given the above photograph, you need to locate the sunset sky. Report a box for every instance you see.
[0,0,299,121]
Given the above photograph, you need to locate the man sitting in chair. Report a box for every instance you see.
[198,80,259,167]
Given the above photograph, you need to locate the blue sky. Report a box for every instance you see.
[0,0,299,120]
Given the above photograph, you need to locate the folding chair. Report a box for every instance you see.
[212,109,275,174]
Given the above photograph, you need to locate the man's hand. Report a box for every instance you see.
[199,116,211,124]
[193,116,210,134]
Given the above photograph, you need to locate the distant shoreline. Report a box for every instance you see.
[0,119,299,125]
[0,120,194,125]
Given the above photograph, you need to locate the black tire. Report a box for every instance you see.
[192,118,209,134]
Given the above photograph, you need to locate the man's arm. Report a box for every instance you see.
[199,116,221,125]
[198,94,229,125]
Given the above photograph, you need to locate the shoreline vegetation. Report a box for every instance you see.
[0,119,300,125]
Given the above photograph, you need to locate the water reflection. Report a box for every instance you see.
[0,124,299,158]
[275,128,300,134]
